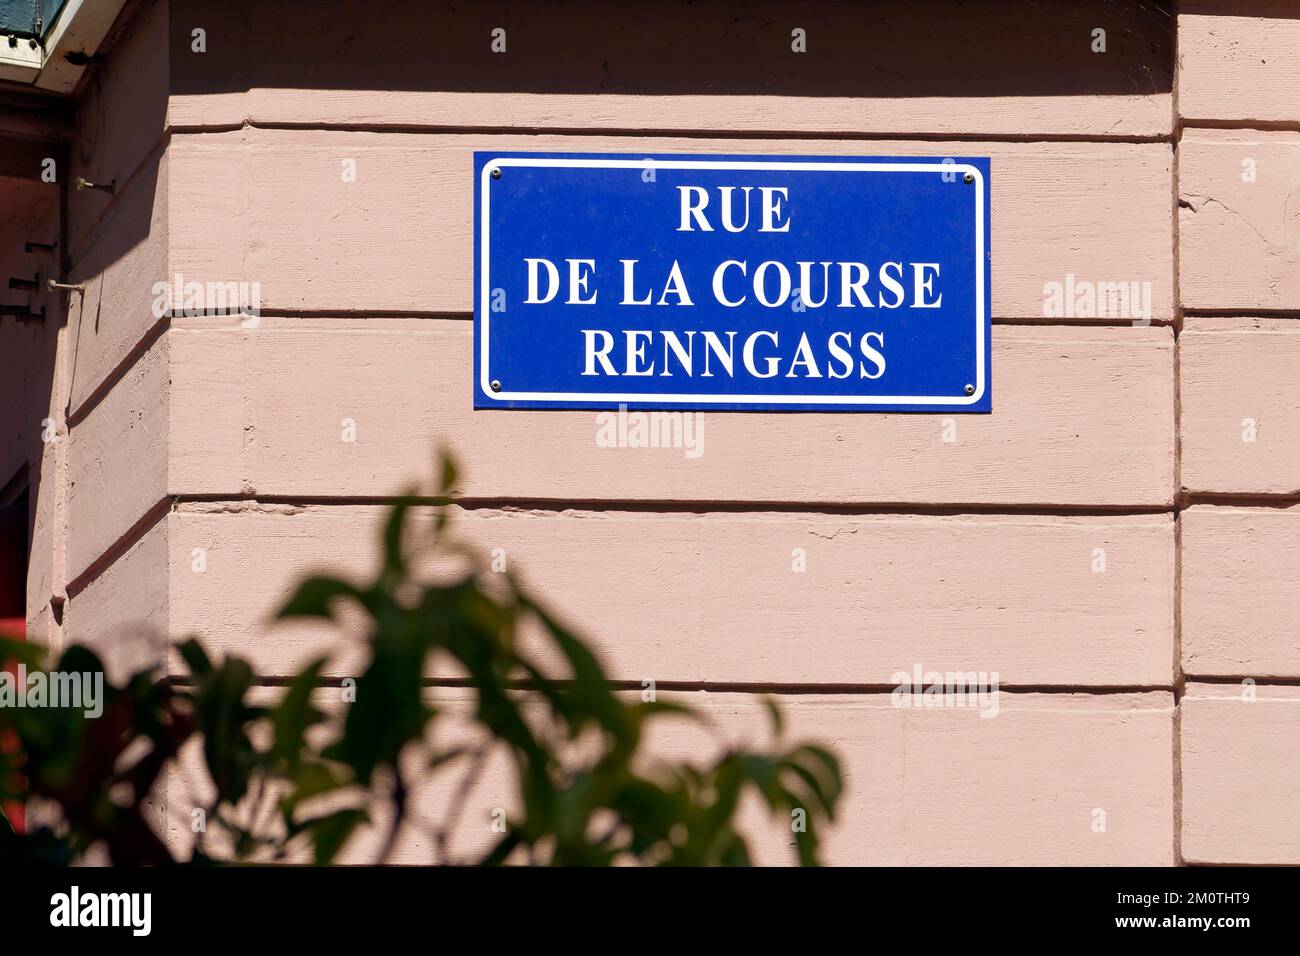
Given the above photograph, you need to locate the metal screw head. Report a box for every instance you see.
[964,384,976,395]
[491,168,502,180]
[962,172,974,185]
[490,379,502,392]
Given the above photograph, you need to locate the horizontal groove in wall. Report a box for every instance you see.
[1180,492,1300,508]
[68,494,1180,604]
[994,317,1174,328]
[1182,308,1300,320]
[1179,119,1300,134]
[178,310,467,323]
[64,497,170,599]
[167,120,1175,146]
[174,310,1172,328]
[65,314,168,427]
[1185,675,1300,689]
[164,675,1176,698]
[175,495,1176,519]
[69,494,1182,589]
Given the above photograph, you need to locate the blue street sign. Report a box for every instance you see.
[474,152,990,412]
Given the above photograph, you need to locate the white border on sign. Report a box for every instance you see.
[478,158,986,406]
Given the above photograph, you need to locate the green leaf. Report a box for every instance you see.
[0,635,44,668]
[304,808,368,865]
[437,451,458,497]
[381,496,416,579]
[793,744,844,807]
[194,657,261,804]
[760,695,784,737]
[479,829,522,867]
[3,452,848,869]
[53,644,107,680]
[277,576,368,620]
[523,598,629,744]
[325,643,432,786]
[783,761,831,817]
[281,761,349,820]
[269,658,328,772]
[177,638,213,677]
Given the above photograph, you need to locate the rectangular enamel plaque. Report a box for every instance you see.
[474,152,991,412]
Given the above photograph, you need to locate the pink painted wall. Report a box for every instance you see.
[4,0,1298,864]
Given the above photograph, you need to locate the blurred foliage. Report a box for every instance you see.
[0,454,841,865]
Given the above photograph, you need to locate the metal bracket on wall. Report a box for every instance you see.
[74,176,112,195]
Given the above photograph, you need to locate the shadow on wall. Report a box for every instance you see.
[1184,0,1300,20]
[0,174,59,599]
[46,0,1179,446]
[170,0,1175,100]
[54,0,1181,437]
